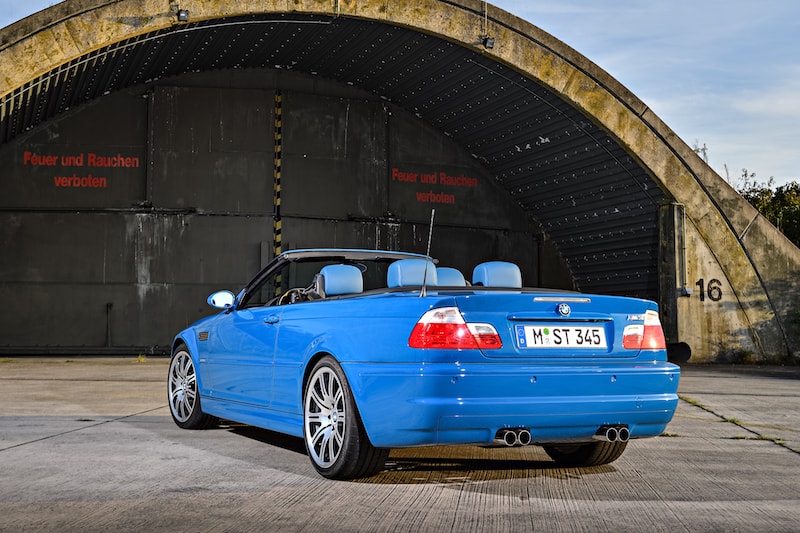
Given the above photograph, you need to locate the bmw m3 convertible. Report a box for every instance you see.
[168,248,680,479]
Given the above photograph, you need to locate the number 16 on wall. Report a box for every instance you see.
[695,278,723,302]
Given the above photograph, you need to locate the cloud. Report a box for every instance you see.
[2,1,60,25]
[732,68,800,119]
[1,0,797,184]
[491,0,800,184]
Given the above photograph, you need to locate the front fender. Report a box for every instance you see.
[171,329,207,392]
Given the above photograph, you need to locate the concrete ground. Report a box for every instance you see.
[0,357,798,532]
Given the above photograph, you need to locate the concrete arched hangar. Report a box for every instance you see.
[1,0,798,362]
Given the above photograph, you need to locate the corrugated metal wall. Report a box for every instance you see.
[1,15,667,327]
[0,72,541,353]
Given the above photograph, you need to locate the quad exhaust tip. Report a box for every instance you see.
[495,425,629,447]
[593,425,630,443]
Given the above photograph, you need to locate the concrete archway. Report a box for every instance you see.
[1,0,798,361]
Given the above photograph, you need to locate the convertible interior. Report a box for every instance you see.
[280,259,523,305]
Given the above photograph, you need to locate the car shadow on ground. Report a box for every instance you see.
[372,447,617,484]
[226,423,307,454]
[225,423,616,484]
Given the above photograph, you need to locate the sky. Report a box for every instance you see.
[2,0,798,187]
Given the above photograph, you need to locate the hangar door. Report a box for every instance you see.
[0,82,537,353]
[277,90,534,271]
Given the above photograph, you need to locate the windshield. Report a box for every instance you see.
[238,256,399,309]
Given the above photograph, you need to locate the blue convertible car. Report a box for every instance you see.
[168,249,680,479]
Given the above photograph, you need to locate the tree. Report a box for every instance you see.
[690,142,799,246]
[737,170,800,247]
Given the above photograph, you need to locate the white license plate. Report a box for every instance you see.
[515,325,607,349]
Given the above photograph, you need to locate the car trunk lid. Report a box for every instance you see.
[452,291,661,359]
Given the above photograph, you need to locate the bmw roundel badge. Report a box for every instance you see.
[557,303,571,317]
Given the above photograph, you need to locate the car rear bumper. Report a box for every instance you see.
[343,360,680,448]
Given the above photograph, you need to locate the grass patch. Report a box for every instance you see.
[757,435,786,446]
[679,395,708,409]
[728,434,787,446]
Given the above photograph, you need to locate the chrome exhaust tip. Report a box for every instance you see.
[502,429,518,447]
[593,425,629,442]
[495,428,532,447]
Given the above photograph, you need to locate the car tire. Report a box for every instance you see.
[167,346,216,429]
[303,356,388,480]
[542,440,628,467]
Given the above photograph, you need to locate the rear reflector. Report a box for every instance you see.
[467,323,503,349]
[623,310,666,350]
[408,307,502,349]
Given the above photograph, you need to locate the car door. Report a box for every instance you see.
[198,266,289,408]
[198,305,280,408]
[200,257,329,411]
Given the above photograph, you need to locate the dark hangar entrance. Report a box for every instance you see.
[0,15,665,353]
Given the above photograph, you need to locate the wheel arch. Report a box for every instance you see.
[170,332,206,391]
[301,350,335,397]
[298,332,362,397]
[301,350,378,446]
[171,331,197,356]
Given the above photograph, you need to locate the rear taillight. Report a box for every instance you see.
[622,310,666,350]
[408,307,502,349]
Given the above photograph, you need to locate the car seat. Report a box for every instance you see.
[472,261,522,288]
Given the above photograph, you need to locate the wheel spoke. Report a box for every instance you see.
[318,372,331,404]
[326,370,340,398]
[333,389,343,410]
[306,412,324,425]
[331,424,343,448]
[324,432,338,462]
[177,356,187,376]
[310,386,327,410]
[178,398,189,419]
[311,426,328,450]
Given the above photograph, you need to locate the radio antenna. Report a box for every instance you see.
[425,208,435,257]
[420,209,435,297]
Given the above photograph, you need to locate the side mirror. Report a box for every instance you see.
[207,290,235,309]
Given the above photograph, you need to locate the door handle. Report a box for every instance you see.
[264,315,280,324]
